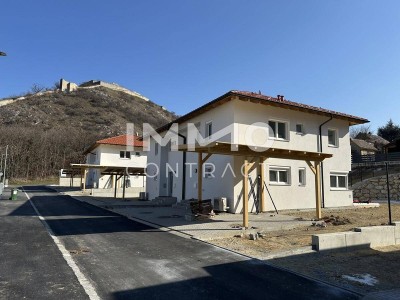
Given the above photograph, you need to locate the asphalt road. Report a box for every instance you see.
[1,186,362,299]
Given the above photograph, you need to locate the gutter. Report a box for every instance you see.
[318,115,333,208]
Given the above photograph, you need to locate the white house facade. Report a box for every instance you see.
[84,135,147,190]
[146,91,368,213]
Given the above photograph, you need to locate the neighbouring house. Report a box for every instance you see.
[146,90,368,214]
[385,138,400,153]
[84,135,147,190]
[354,133,389,153]
[350,138,378,156]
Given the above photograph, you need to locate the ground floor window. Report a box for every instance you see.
[330,172,347,190]
[298,168,306,186]
[269,167,290,185]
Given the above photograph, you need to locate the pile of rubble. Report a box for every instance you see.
[311,215,352,228]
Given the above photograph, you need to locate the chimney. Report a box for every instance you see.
[277,95,284,101]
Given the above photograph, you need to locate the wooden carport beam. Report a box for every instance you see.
[259,157,266,212]
[197,153,213,205]
[307,160,322,220]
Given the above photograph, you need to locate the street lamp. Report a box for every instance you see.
[0,51,6,56]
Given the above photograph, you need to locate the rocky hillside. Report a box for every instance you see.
[0,86,176,135]
[0,85,177,180]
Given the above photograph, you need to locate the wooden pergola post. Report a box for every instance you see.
[258,157,266,212]
[83,168,87,192]
[243,158,249,228]
[314,161,322,220]
[197,152,212,207]
[198,153,203,205]
[307,160,322,220]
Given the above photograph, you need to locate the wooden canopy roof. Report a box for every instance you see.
[70,164,146,176]
[178,141,332,161]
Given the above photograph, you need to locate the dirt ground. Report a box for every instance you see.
[210,204,400,294]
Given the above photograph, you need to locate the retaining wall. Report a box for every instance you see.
[352,173,400,201]
[312,222,400,251]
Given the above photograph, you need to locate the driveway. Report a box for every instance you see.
[2,185,361,299]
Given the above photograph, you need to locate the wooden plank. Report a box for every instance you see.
[243,158,249,228]
[314,161,322,220]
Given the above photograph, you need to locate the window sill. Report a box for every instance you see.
[268,138,290,142]
[330,188,348,191]
[296,132,305,136]
[298,184,306,187]
[269,182,291,186]
[328,144,339,148]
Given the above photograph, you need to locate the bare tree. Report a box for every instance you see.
[350,124,372,139]
[30,83,45,94]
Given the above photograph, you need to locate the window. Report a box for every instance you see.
[298,168,306,186]
[296,124,304,134]
[120,151,131,159]
[269,167,290,185]
[205,122,212,138]
[155,143,159,156]
[330,173,347,190]
[328,129,338,147]
[135,152,140,157]
[268,120,288,140]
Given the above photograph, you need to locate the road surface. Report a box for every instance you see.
[0,186,361,299]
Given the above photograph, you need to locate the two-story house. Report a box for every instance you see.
[84,135,147,190]
[145,91,368,214]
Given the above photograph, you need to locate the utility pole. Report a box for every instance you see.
[3,145,8,186]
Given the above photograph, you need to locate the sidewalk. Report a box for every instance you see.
[53,186,313,241]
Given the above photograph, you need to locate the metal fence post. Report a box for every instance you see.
[385,162,392,225]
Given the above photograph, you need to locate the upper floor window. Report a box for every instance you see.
[269,120,288,140]
[120,151,131,159]
[269,166,290,185]
[328,129,339,147]
[296,124,305,135]
[205,121,212,138]
[330,173,347,190]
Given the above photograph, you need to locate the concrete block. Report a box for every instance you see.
[312,232,346,251]
[354,226,395,247]
[344,232,370,249]
[393,222,400,240]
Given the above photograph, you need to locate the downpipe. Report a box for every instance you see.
[318,115,333,208]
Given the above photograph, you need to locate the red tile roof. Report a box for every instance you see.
[96,135,143,147]
[156,90,369,133]
[84,135,143,155]
[232,91,368,123]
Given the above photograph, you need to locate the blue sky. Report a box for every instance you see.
[1,1,399,131]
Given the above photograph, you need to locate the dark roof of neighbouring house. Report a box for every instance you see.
[156,90,369,133]
[351,138,378,151]
[84,135,143,154]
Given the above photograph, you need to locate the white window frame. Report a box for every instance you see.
[295,123,305,135]
[205,121,212,138]
[328,128,339,147]
[269,166,291,186]
[268,119,289,141]
[298,168,306,186]
[330,172,348,190]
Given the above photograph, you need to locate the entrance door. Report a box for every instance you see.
[168,172,173,196]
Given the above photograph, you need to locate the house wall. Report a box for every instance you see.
[146,97,354,211]
[86,144,147,189]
